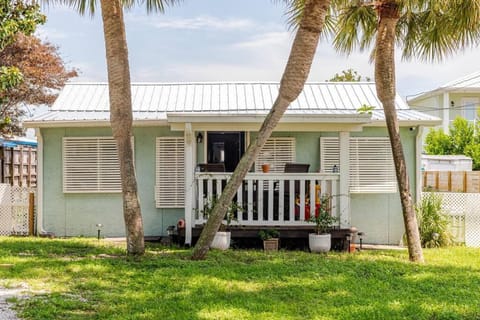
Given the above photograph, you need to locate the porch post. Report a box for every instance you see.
[339,131,350,228]
[184,123,195,245]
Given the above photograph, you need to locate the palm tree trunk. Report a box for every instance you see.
[375,1,423,263]
[100,0,145,255]
[191,0,330,260]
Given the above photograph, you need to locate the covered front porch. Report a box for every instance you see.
[181,128,353,245]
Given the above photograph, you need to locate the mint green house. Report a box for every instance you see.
[24,82,439,245]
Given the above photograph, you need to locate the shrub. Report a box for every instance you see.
[415,193,454,248]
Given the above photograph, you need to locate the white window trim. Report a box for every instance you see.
[155,137,185,208]
[320,137,397,193]
[255,137,296,173]
[63,137,127,193]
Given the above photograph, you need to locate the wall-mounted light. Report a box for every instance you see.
[196,132,203,144]
[450,101,455,107]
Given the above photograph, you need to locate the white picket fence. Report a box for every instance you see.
[422,192,480,247]
[0,184,35,236]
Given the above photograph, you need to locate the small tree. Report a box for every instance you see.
[328,68,371,82]
[0,0,46,123]
[0,34,78,134]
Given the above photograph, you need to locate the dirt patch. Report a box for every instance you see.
[0,284,29,320]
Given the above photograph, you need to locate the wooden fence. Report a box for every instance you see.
[423,171,480,193]
[0,146,37,187]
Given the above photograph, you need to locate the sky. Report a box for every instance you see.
[37,0,480,100]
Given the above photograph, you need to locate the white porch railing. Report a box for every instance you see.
[194,172,340,226]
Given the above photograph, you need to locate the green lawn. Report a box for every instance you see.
[0,237,479,320]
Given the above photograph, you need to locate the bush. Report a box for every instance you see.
[415,193,453,248]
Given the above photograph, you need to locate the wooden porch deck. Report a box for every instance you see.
[178,225,358,251]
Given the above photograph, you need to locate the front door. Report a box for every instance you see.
[207,132,245,172]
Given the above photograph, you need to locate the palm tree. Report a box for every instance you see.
[46,0,180,255]
[191,0,331,260]
[331,0,480,262]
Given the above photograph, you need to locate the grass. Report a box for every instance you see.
[0,237,479,320]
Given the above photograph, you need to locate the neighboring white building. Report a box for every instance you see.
[409,72,480,133]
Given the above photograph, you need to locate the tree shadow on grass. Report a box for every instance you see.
[1,238,480,320]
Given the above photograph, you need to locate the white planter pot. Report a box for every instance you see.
[210,231,231,250]
[309,233,331,253]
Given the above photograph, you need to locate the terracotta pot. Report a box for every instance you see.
[262,164,270,173]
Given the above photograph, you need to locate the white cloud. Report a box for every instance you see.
[36,27,77,41]
[233,31,292,49]
[127,15,254,31]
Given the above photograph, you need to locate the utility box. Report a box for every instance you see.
[421,155,473,172]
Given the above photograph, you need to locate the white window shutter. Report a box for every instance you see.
[255,138,295,173]
[320,137,396,193]
[350,138,396,193]
[156,137,185,208]
[63,137,123,193]
[320,137,340,173]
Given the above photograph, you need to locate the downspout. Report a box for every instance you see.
[34,128,50,236]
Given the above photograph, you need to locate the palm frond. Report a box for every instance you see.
[400,0,480,62]
[41,0,181,15]
[333,1,376,55]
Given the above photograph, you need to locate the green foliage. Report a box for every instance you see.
[424,117,480,169]
[0,0,46,51]
[0,0,45,108]
[0,66,23,91]
[424,127,452,155]
[198,197,241,231]
[357,103,375,115]
[449,117,475,154]
[309,195,338,234]
[2,238,480,320]
[328,68,371,82]
[415,193,453,248]
[258,229,279,240]
[465,144,480,170]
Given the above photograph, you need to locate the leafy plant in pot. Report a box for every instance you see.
[259,229,280,251]
[308,195,338,253]
[199,198,241,250]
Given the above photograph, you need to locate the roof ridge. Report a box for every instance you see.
[65,81,376,86]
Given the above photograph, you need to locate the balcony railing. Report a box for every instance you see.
[194,172,340,226]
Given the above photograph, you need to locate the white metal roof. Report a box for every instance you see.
[25,82,439,126]
[409,71,480,103]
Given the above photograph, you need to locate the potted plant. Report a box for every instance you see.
[200,198,241,250]
[259,229,280,251]
[308,195,338,253]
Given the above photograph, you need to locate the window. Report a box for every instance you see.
[320,137,396,193]
[461,98,479,122]
[63,137,123,193]
[155,137,185,208]
[255,137,295,173]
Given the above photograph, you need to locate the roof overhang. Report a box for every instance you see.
[167,112,371,132]
[367,118,442,127]
[409,87,480,103]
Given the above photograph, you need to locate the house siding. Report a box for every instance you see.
[41,126,184,238]
[40,126,417,245]
[252,127,417,245]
